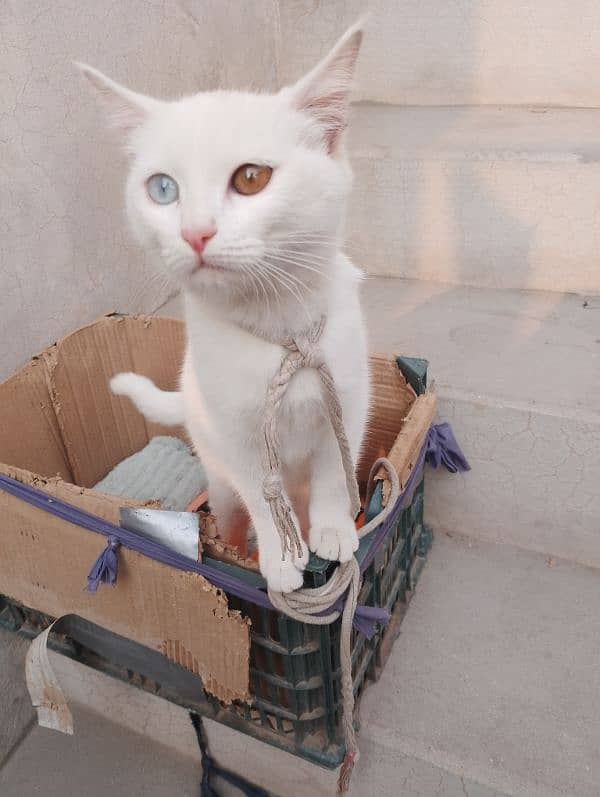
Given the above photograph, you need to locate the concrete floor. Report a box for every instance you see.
[2,532,599,797]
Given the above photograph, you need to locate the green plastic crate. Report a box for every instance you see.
[0,358,433,770]
[0,478,431,770]
[221,477,431,767]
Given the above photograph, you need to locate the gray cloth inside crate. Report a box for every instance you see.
[95,436,207,511]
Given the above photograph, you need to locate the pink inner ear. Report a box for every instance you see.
[300,92,349,153]
[292,27,362,153]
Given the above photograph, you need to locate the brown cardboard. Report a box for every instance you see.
[0,465,250,704]
[0,315,431,708]
[43,316,152,487]
[357,355,417,485]
[0,315,250,704]
[0,463,141,525]
[376,390,437,504]
[0,358,72,481]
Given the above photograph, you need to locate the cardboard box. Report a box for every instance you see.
[0,315,436,709]
[0,315,250,704]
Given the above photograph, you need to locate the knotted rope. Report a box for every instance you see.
[262,317,361,560]
[259,317,400,794]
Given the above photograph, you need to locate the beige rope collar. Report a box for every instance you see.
[255,316,400,794]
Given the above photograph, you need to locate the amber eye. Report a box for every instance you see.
[231,163,272,195]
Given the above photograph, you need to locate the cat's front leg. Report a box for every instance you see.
[308,421,359,563]
[226,457,309,593]
[245,490,309,593]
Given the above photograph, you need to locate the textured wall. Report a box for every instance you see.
[0,0,278,380]
[277,0,600,107]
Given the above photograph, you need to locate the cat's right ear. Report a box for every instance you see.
[75,63,156,135]
[281,20,365,154]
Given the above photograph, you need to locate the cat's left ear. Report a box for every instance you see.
[282,20,365,154]
[75,62,158,136]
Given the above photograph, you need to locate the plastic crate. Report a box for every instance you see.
[0,476,431,770]
[0,355,434,770]
[222,476,432,767]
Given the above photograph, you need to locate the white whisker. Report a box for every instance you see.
[259,262,313,323]
[259,261,311,294]
[263,252,330,279]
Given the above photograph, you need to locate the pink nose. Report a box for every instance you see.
[182,227,216,255]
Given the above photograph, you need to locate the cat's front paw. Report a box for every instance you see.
[309,519,359,563]
[261,540,308,594]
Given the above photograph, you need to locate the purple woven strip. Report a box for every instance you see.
[0,423,464,637]
[426,422,470,473]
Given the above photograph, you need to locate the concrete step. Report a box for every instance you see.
[276,2,600,108]
[0,627,34,767]
[357,532,600,797]
[363,277,600,567]
[347,104,600,294]
[3,533,597,796]
[0,702,202,797]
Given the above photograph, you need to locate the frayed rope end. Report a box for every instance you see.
[337,748,359,795]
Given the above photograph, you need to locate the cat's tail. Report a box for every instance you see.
[110,372,185,426]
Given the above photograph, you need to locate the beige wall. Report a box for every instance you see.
[0,0,278,381]
[278,0,600,107]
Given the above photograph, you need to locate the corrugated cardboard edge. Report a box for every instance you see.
[358,354,417,486]
[0,463,145,525]
[376,390,437,504]
[29,314,188,488]
[200,512,260,572]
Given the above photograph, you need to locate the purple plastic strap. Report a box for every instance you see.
[0,423,467,639]
[86,537,120,592]
[351,605,391,639]
[426,423,470,473]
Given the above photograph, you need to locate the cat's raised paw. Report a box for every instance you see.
[110,371,151,399]
[309,523,359,563]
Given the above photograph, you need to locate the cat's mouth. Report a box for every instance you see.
[190,257,227,275]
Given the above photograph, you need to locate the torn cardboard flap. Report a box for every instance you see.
[0,467,250,704]
[0,462,144,525]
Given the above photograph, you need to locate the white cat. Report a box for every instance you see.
[80,23,369,593]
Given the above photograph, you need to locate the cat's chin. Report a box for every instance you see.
[180,261,240,295]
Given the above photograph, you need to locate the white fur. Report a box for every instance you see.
[82,24,369,592]
[110,373,184,426]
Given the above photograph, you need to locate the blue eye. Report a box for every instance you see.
[147,173,179,204]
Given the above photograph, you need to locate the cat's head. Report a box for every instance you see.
[78,23,363,303]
